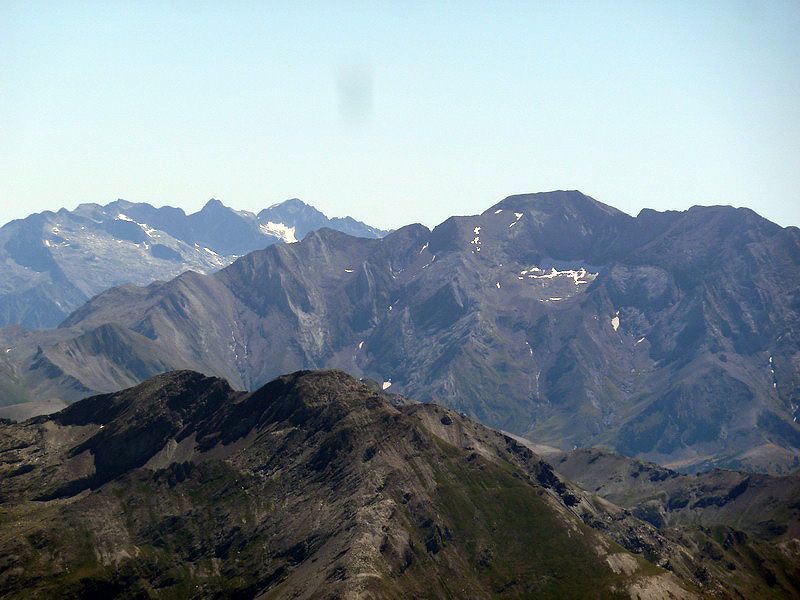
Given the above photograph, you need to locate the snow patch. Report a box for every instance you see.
[344,269,354,273]
[382,380,392,390]
[635,337,645,345]
[470,226,482,250]
[422,255,437,269]
[496,282,501,289]
[259,221,297,243]
[419,242,428,253]
[140,223,159,238]
[116,213,134,222]
[519,266,597,285]
[611,313,620,332]
[494,209,503,214]
[43,239,52,247]
[358,341,364,350]
[509,212,523,227]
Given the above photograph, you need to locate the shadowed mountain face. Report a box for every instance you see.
[2,369,798,598]
[1,190,798,473]
[549,447,800,540]
[0,198,387,329]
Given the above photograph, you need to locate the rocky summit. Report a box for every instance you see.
[1,369,798,599]
[2,191,798,474]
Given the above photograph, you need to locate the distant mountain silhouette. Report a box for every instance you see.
[0,198,387,328]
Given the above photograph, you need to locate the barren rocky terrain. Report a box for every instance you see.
[1,370,798,598]
[2,191,797,473]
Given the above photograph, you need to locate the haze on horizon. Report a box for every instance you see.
[1,1,799,230]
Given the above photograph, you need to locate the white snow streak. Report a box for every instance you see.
[519,266,597,285]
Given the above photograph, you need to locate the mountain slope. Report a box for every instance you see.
[551,447,800,539]
[1,191,798,473]
[0,370,706,599]
[0,198,387,329]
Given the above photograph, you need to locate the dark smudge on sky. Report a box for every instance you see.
[336,59,374,127]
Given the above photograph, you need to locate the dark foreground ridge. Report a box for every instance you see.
[1,370,798,598]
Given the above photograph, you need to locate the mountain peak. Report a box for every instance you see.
[53,369,234,429]
[489,190,629,218]
[246,369,391,419]
[258,199,387,241]
[201,198,229,212]
[269,198,313,210]
[259,198,326,220]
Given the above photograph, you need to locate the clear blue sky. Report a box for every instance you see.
[1,1,799,229]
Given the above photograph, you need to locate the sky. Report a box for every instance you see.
[1,1,799,230]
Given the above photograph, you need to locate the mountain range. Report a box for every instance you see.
[0,190,798,476]
[1,369,798,598]
[0,198,387,329]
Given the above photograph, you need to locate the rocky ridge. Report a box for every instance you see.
[2,370,798,598]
